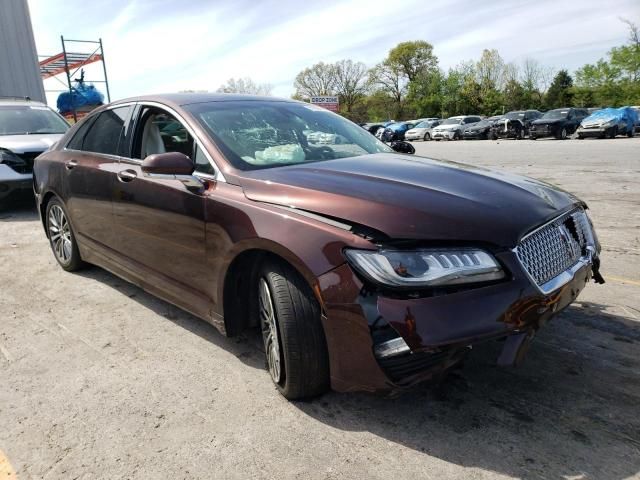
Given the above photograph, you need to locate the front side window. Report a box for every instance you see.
[81,107,131,155]
[185,101,392,171]
[0,105,69,136]
[134,107,214,175]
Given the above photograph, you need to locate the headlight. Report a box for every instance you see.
[0,148,26,167]
[344,248,505,287]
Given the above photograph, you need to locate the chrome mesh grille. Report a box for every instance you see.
[516,208,592,286]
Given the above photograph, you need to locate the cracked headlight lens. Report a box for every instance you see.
[345,248,504,287]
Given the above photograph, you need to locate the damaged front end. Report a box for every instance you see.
[318,206,603,393]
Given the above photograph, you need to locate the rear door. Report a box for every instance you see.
[63,105,133,250]
[111,103,212,317]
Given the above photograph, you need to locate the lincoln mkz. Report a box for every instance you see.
[33,94,604,399]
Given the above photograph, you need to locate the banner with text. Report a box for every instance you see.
[310,96,339,112]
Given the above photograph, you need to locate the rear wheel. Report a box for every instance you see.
[258,260,329,399]
[423,132,431,141]
[46,198,84,271]
[557,127,567,140]
[627,126,634,138]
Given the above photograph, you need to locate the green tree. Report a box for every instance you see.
[387,40,439,82]
[503,79,526,111]
[545,70,574,108]
[369,60,407,118]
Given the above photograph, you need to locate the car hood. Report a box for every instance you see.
[239,154,580,247]
[0,133,64,153]
[532,119,563,126]
[433,124,460,131]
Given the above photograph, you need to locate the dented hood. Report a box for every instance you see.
[239,154,580,247]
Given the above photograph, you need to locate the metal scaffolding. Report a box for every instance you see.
[39,36,111,121]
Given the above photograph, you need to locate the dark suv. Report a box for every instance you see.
[492,110,542,139]
[33,93,603,399]
[529,108,589,140]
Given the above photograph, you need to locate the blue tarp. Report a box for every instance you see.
[56,82,104,114]
[582,106,638,126]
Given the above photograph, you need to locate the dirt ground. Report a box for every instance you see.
[1,137,639,479]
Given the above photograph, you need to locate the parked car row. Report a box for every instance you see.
[366,106,639,143]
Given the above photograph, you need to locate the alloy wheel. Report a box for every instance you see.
[259,278,282,383]
[48,205,73,264]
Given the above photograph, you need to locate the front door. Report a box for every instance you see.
[112,104,212,317]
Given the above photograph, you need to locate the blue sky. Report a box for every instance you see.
[28,0,639,105]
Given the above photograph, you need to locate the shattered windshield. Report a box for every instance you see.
[186,101,392,170]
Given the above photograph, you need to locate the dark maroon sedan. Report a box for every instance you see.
[33,94,603,399]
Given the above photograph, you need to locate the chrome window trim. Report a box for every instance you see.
[62,101,137,151]
[137,101,226,183]
[63,100,227,183]
[512,207,596,295]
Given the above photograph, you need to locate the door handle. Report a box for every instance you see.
[65,159,78,170]
[117,169,137,182]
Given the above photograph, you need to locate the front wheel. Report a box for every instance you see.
[609,126,618,139]
[453,131,461,140]
[557,127,567,140]
[423,132,431,141]
[46,198,84,271]
[258,260,329,399]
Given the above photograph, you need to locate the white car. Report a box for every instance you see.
[432,115,482,141]
[0,97,69,201]
[405,119,441,141]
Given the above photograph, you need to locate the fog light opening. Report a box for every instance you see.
[374,337,411,359]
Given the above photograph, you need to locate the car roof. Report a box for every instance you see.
[112,93,297,107]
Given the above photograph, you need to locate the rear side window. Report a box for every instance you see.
[80,106,131,156]
[66,116,96,150]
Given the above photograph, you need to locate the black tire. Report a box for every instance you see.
[257,259,329,400]
[530,135,537,140]
[45,197,84,271]
[453,131,461,140]
[556,127,567,140]
[627,126,634,138]
[578,134,584,140]
[609,126,618,139]
[423,132,431,141]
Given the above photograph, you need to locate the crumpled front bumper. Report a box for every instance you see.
[432,130,457,140]
[317,250,596,393]
[0,164,32,200]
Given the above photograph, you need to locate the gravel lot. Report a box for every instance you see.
[1,137,639,479]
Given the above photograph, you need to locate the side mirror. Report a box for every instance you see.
[142,152,204,193]
[141,152,194,175]
[390,141,415,154]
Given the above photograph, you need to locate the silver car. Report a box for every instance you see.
[432,115,482,141]
[0,98,69,201]
[405,119,441,141]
